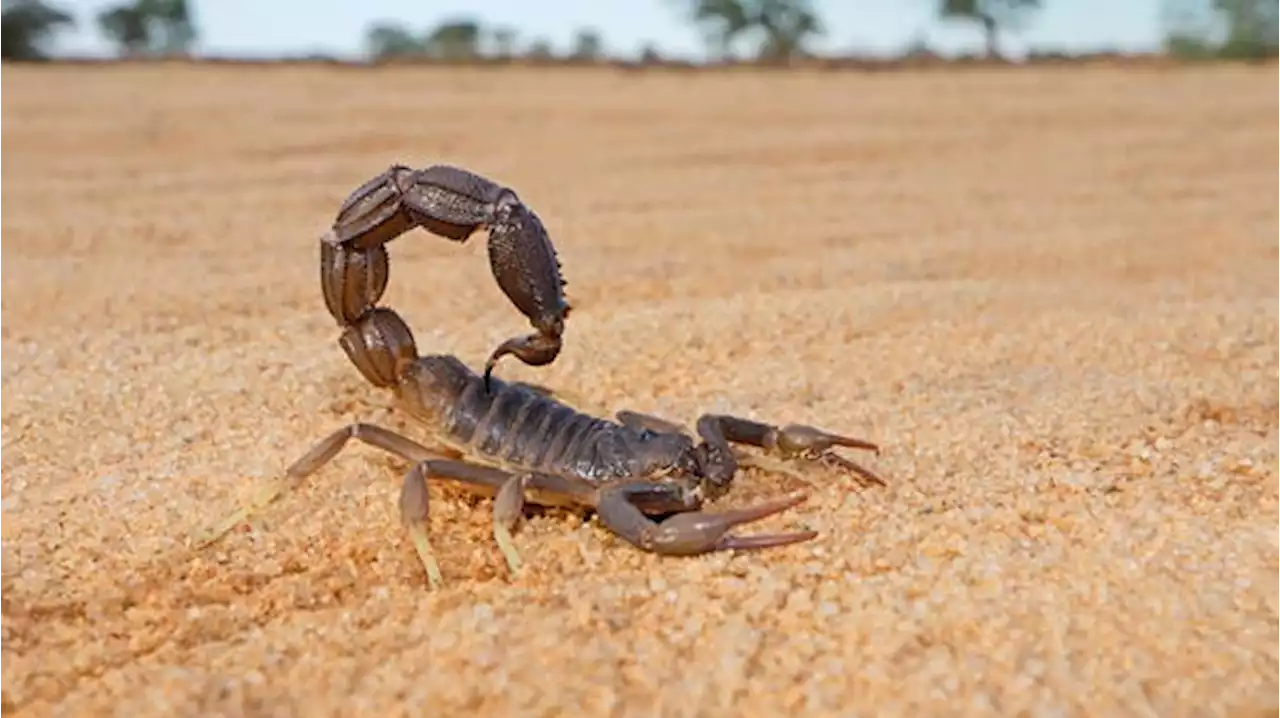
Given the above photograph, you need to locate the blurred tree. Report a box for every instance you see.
[525,37,556,60]
[423,19,481,60]
[684,0,752,59]
[938,0,1042,59]
[365,21,425,59]
[1,0,75,61]
[570,27,604,61]
[638,42,664,64]
[97,0,195,57]
[1162,0,1223,56]
[1162,0,1278,58]
[490,25,518,59]
[677,0,824,61]
[97,4,148,55]
[756,0,824,61]
[1215,0,1278,57]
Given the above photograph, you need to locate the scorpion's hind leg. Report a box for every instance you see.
[595,482,816,556]
[192,422,566,588]
[697,414,886,487]
[194,423,457,585]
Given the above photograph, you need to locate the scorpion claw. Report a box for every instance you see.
[776,424,880,456]
[593,488,814,558]
[819,452,888,487]
[646,492,817,556]
[770,424,886,487]
[711,530,820,552]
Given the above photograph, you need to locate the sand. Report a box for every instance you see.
[1,62,1276,717]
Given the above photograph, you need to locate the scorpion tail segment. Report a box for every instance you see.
[481,202,570,386]
[327,165,422,250]
[401,165,512,241]
[321,241,390,326]
[339,307,419,389]
[486,202,568,330]
[483,198,570,350]
[327,163,507,250]
[597,484,817,556]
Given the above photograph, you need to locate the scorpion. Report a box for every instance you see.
[197,163,885,588]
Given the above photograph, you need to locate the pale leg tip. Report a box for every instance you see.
[425,564,445,590]
[409,525,445,589]
[494,525,524,576]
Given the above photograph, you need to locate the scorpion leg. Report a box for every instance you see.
[492,472,535,573]
[596,482,816,556]
[196,420,593,587]
[194,422,456,587]
[696,415,886,488]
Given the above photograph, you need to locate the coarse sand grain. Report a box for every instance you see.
[1,63,1277,717]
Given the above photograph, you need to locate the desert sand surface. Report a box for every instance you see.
[1,62,1277,716]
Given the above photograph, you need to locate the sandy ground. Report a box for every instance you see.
[1,63,1277,717]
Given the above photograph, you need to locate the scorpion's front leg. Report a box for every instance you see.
[322,164,571,388]
[695,415,886,489]
[595,482,817,556]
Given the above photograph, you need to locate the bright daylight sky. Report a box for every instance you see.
[48,0,1172,60]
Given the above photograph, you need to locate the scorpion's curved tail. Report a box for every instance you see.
[319,164,572,391]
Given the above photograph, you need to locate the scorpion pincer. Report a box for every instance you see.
[197,163,885,589]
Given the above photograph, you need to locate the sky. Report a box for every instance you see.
[47,0,1174,61]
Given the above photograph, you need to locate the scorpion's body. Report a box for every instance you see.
[199,162,885,588]
[401,354,697,489]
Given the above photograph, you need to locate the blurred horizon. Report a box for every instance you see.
[45,0,1170,61]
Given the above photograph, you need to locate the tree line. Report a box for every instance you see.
[2,0,1276,64]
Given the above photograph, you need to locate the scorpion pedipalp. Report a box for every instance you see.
[597,487,818,556]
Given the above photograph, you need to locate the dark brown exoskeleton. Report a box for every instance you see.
[318,163,571,391]
[196,164,885,588]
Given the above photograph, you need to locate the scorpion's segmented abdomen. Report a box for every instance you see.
[443,374,608,477]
